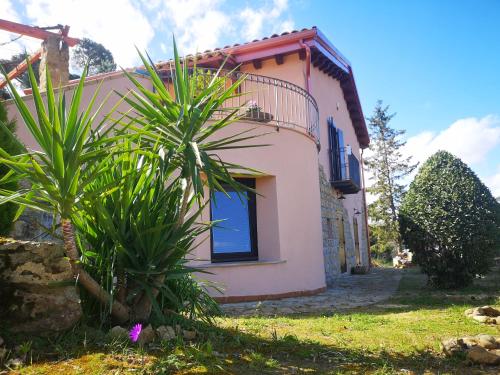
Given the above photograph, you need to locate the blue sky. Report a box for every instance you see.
[1,0,499,195]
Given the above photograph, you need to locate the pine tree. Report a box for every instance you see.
[0,99,22,235]
[365,100,417,255]
[72,38,116,75]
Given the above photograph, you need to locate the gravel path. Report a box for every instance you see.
[222,267,403,316]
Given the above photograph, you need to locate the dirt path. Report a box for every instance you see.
[222,267,403,316]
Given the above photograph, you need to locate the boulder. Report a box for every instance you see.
[138,324,155,345]
[183,330,197,341]
[5,357,23,369]
[108,326,129,341]
[441,338,466,356]
[476,334,499,350]
[442,335,500,366]
[467,346,500,366]
[156,325,176,341]
[477,306,500,317]
[465,306,500,325]
[0,347,7,362]
[0,239,82,334]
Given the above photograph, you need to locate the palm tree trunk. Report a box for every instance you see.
[132,178,192,322]
[61,219,130,323]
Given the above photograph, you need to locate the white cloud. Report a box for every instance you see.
[484,165,500,198]
[0,0,39,59]
[365,115,500,201]
[402,115,500,194]
[403,115,500,166]
[147,0,232,54]
[20,0,155,67]
[239,0,292,41]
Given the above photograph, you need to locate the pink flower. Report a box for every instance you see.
[129,323,142,343]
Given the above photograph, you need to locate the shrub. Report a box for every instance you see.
[399,151,500,288]
[0,99,22,235]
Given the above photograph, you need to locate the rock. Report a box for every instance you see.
[477,306,500,317]
[465,306,500,325]
[441,338,466,356]
[476,335,498,350]
[462,336,479,347]
[472,315,493,324]
[0,336,3,346]
[5,357,23,369]
[138,324,155,345]
[108,326,128,340]
[183,330,196,340]
[466,346,500,365]
[0,239,82,334]
[0,347,7,362]
[156,325,175,341]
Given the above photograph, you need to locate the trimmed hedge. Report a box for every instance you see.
[400,151,500,288]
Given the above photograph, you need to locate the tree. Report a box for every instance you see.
[72,38,116,75]
[364,101,417,256]
[0,99,22,235]
[400,151,500,288]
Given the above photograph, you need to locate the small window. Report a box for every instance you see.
[210,178,258,262]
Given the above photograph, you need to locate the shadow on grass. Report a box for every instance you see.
[2,267,499,374]
[1,321,469,375]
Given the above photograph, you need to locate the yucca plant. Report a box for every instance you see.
[0,63,130,322]
[117,40,264,320]
[73,138,221,323]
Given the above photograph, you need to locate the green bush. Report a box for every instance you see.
[400,151,500,288]
[0,100,22,235]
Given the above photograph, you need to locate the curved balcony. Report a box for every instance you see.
[158,69,320,146]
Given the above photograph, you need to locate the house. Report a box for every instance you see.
[6,27,370,303]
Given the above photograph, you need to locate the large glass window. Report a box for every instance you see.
[210,178,258,262]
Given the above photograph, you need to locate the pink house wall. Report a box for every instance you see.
[191,120,326,298]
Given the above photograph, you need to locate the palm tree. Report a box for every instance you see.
[118,41,264,320]
[0,64,130,322]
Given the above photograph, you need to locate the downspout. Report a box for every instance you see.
[299,39,311,92]
[360,148,372,267]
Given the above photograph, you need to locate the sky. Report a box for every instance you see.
[1,0,499,196]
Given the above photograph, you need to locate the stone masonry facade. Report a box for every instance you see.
[319,165,369,286]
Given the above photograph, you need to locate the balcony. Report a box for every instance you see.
[331,147,361,194]
[158,68,320,146]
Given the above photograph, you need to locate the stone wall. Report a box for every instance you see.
[319,165,367,285]
[0,239,81,333]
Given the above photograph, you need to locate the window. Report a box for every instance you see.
[210,178,258,262]
[327,117,346,181]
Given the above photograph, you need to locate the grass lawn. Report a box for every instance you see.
[3,265,500,374]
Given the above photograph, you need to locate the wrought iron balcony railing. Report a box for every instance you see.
[331,146,361,194]
[158,68,320,146]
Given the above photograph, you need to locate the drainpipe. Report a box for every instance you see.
[360,148,372,268]
[299,39,311,93]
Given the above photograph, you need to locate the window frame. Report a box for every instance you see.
[210,178,258,262]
